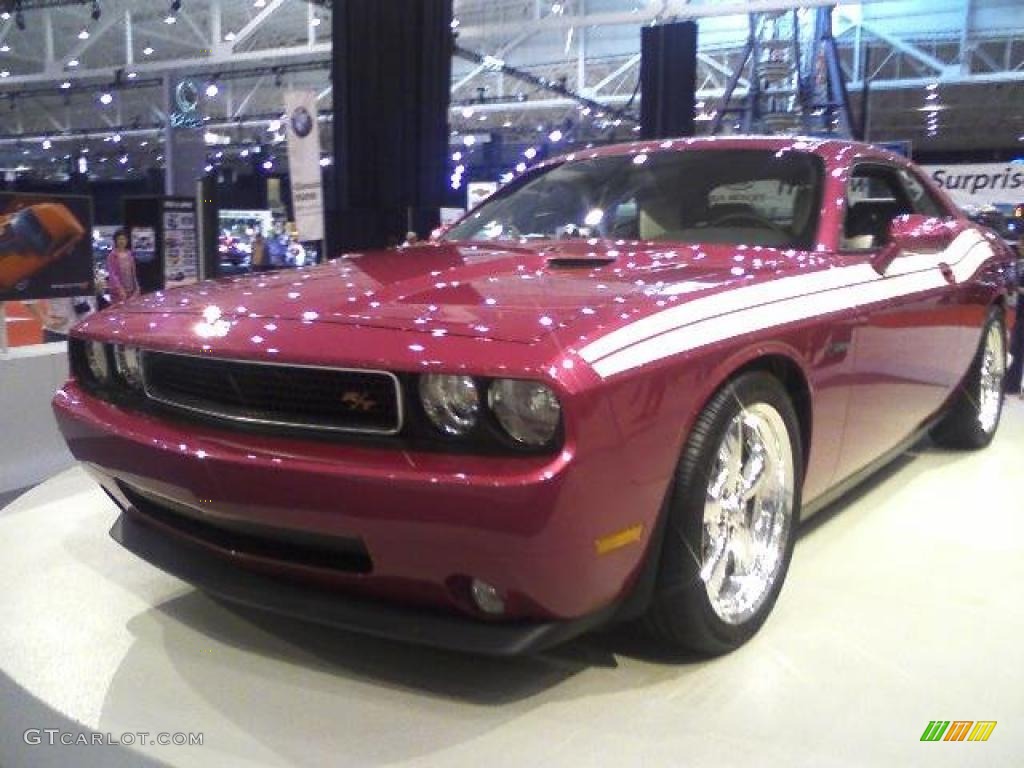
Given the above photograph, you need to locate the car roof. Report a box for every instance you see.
[549,135,907,167]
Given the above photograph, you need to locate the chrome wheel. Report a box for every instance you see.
[701,403,795,625]
[977,323,1005,434]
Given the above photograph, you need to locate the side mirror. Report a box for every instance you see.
[872,214,957,275]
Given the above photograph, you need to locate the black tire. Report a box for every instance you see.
[644,371,803,656]
[931,308,1006,450]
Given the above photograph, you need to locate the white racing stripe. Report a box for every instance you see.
[585,230,994,380]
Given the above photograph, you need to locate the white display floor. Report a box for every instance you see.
[2,402,1023,768]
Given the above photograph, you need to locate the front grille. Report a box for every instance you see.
[119,482,374,574]
[142,351,402,434]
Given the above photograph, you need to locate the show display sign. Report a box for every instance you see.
[921,163,1024,208]
[0,191,94,301]
[123,196,200,293]
[284,90,325,242]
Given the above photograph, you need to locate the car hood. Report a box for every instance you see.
[124,241,778,344]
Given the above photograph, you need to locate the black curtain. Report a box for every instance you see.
[331,0,453,253]
[639,21,698,140]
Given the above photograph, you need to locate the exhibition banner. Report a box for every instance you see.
[920,163,1024,208]
[284,90,325,242]
[0,192,94,301]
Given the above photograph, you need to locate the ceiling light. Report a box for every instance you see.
[262,159,273,170]
[254,0,266,7]
[0,44,9,52]
[68,59,80,68]
[99,92,113,105]
[119,154,128,165]
[126,71,137,79]
[78,28,90,40]
[60,81,71,89]
[42,139,52,149]
[926,82,939,91]
[0,71,9,79]
[0,13,8,21]
[142,45,154,56]
[548,129,563,142]
[311,17,321,27]
[205,82,219,97]
[111,133,121,143]
[164,14,176,24]
[224,31,235,41]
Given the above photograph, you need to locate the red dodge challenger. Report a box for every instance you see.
[53,138,1016,656]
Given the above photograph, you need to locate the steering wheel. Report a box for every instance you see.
[709,212,788,234]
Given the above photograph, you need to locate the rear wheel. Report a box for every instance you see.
[645,372,802,655]
[932,309,1006,450]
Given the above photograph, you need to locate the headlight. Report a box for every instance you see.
[113,345,144,389]
[419,374,480,435]
[84,341,110,383]
[488,379,561,446]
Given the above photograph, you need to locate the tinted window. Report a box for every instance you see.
[445,149,824,249]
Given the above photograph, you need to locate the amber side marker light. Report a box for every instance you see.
[595,524,645,555]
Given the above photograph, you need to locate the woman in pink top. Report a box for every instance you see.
[106,229,140,304]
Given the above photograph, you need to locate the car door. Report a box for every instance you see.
[836,162,969,480]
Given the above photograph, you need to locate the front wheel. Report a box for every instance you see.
[644,372,803,655]
[932,308,1006,450]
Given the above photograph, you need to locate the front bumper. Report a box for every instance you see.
[110,510,618,655]
[54,380,666,642]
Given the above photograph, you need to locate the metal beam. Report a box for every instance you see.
[838,14,948,75]
[459,0,889,39]
[451,31,534,94]
[232,0,288,50]
[0,43,331,87]
[62,11,122,64]
[591,54,640,93]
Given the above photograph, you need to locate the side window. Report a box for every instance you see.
[897,168,948,218]
[841,166,914,251]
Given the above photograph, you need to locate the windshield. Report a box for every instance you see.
[445,148,824,249]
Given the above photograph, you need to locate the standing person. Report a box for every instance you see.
[250,230,268,272]
[106,229,140,304]
[23,296,95,343]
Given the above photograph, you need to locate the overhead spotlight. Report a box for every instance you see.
[224,31,236,41]
[262,159,273,171]
[311,16,321,27]
[164,13,176,24]
[42,139,52,150]
[254,0,266,7]
[205,80,219,98]
[126,71,137,79]
[91,1,101,22]
[0,13,9,22]
[0,44,9,52]
[78,28,90,40]
[68,59,80,68]
[119,154,128,165]
[99,91,113,105]
[60,81,71,89]
[0,70,9,79]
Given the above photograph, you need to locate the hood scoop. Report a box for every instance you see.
[543,244,618,269]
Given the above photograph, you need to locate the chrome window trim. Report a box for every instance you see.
[139,349,405,436]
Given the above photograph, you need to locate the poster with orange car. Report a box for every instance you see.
[0,192,94,301]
